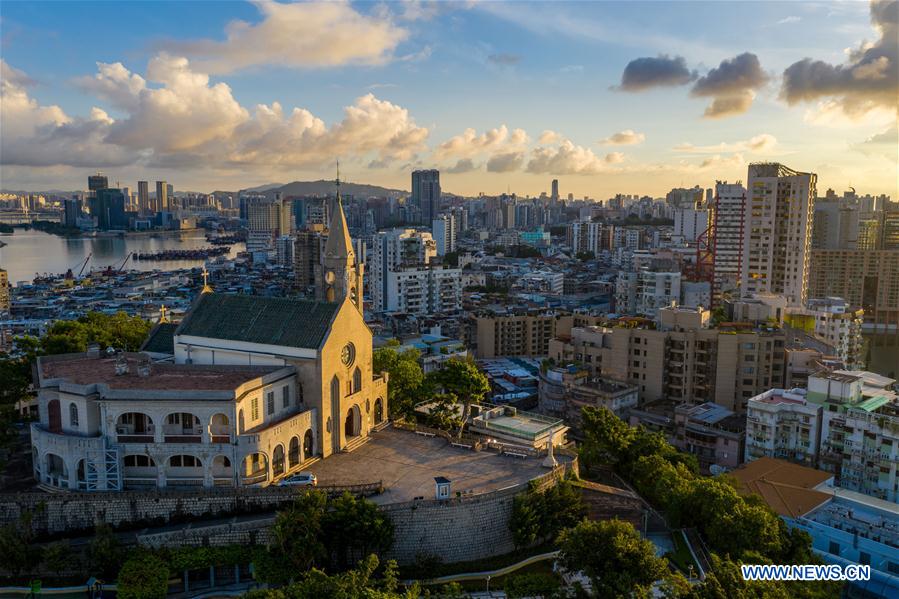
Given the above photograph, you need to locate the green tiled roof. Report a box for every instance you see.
[140,322,177,354]
[176,294,339,350]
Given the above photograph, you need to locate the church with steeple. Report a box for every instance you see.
[316,170,364,313]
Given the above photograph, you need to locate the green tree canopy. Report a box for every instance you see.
[116,552,169,599]
[373,347,425,420]
[432,358,490,439]
[558,519,668,598]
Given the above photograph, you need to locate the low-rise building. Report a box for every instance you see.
[732,457,899,596]
[745,370,899,502]
[538,366,638,438]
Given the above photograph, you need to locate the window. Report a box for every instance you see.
[267,392,275,415]
[251,397,259,421]
[170,455,201,468]
[353,368,362,394]
[282,386,290,408]
[828,541,840,555]
[124,455,155,467]
[69,403,79,428]
[298,383,304,404]
[859,552,870,565]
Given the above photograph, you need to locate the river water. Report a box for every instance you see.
[0,229,244,284]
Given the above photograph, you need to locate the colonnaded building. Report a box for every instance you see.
[30,194,389,491]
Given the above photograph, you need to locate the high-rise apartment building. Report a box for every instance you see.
[63,196,82,228]
[369,228,460,314]
[412,170,440,224]
[711,181,747,299]
[137,181,150,214]
[808,249,899,327]
[246,195,291,255]
[551,179,559,202]
[90,188,127,231]
[432,213,456,256]
[0,268,9,315]
[567,220,613,255]
[294,227,326,293]
[741,163,816,307]
[155,181,169,212]
[88,173,108,195]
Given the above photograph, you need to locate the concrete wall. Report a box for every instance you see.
[1,462,579,566]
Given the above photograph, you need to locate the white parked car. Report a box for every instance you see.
[278,472,318,487]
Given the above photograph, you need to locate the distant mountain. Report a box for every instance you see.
[273,180,406,198]
[243,182,284,193]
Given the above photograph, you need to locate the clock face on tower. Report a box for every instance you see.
[341,342,356,366]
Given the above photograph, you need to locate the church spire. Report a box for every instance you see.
[323,160,354,261]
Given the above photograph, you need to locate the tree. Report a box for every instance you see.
[433,358,490,439]
[38,311,152,356]
[424,393,463,431]
[579,406,636,468]
[42,540,73,578]
[0,357,31,406]
[246,554,419,599]
[373,347,425,420]
[0,511,41,579]
[323,492,394,570]
[575,251,595,261]
[259,490,328,584]
[510,480,585,548]
[504,572,562,598]
[87,522,122,580]
[558,519,668,598]
[116,552,169,599]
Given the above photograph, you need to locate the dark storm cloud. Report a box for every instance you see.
[780,0,897,116]
[689,52,769,118]
[617,55,697,91]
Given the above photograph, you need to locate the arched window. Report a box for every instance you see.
[69,403,79,428]
[330,376,340,405]
[353,367,362,394]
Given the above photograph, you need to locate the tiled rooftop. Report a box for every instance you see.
[176,293,339,349]
[41,354,281,391]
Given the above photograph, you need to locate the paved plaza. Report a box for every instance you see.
[307,427,570,504]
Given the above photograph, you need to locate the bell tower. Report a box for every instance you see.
[317,163,364,312]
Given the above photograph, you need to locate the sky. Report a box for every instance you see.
[1,0,896,198]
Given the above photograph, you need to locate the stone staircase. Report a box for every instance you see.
[342,435,371,453]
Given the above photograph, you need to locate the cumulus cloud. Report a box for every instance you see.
[604,152,625,164]
[617,55,696,91]
[435,125,528,159]
[526,140,614,175]
[599,129,645,146]
[487,53,521,66]
[538,130,562,144]
[854,125,898,161]
[3,56,429,171]
[159,0,409,74]
[674,133,778,154]
[1,59,136,167]
[781,0,898,119]
[486,151,525,173]
[445,158,477,173]
[689,52,769,118]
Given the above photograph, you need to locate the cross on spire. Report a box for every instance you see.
[200,267,214,294]
[159,304,169,323]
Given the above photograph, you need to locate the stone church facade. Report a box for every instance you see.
[30,196,388,491]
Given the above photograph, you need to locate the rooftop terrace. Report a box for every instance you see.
[307,427,571,504]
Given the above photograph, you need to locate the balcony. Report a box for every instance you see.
[163,424,203,443]
[116,424,155,444]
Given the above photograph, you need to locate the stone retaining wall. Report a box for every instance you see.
[0,482,380,537]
